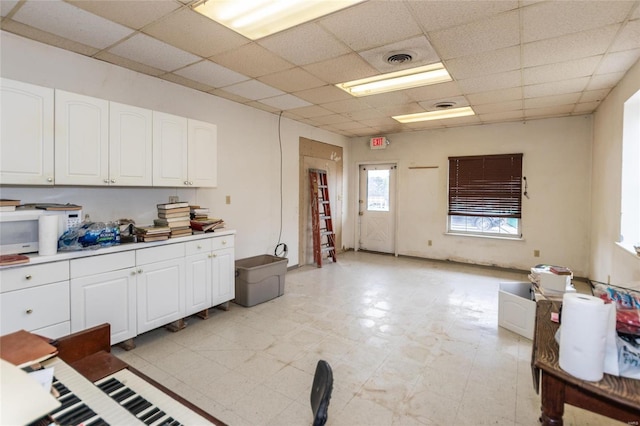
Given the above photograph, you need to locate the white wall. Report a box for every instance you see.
[0,31,350,266]
[590,58,640,289]
[347,116,594,276]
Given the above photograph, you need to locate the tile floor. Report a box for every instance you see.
[112,251,624,426]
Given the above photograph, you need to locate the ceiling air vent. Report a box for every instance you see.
[386,52,413,65]
[434,101,456,109]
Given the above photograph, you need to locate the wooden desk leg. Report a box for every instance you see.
[540,373,565,426]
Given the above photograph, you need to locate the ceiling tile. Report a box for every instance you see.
[428,10,520,59]
[524,56,602,85]
[321,98,371,114]
[525,104,574,118]
[405,81,464,102]
[586,72,626,91]
[311,114,353,125]
[160,73,214,92]
[408,1,519,32]
[596,49,640,75]
[521,1,633,43]
[523,25,620,68]
[445,46,520,80]
[358,35,440,73]
[478,110,524,123]
[259,94,312,110]
[344,108,387,121]
[580,89,611,103]
[0,1,19,17]
[457,70,522,94]
[0,19,99,56]
[288,105,335,119]
[94,50,165,76]
[319,1,422,51]
[418,95,470,111]
[362,91,413,109]
[524,77,589,98]
[210,43,294,78]
[610,19,640,52]
[258,68,325,93]
[174,60,249,88]
[208,88,252,104]
[246,101,280,114]
[376,102,425,117]
[108,33,200,72]
[441,115,481,127]
[293,85,354,104]
[259,23,350,66]
[524,93,581,109]
[473,100,523,114]
[466,87,523,105]
[12,0,134,49]
[69,0,181,30]
[222,79,284,101]
[574,101,600,113]
[303,53,378,84]
[143,8,249,58]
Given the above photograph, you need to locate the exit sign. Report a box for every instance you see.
[370,136,387,150]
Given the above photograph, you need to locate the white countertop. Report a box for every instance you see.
[1,229,236,268]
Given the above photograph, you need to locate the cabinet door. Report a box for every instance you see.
[0,78,54,185]
[109,102,153,186]
[137,258,185,334]
[55,90,109,185]
[211,247,235,306]
[153,111,188,187]
[185,253,212,316]
[70,268,137,345]
[188,119,217,187]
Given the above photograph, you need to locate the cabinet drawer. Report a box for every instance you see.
[185,239,212,256]
[136,243,184,265]
[71,251,135,278]
[32,321,70,340]
[212,235,234,251]
[0,261,69,293]
[0,281,70,335]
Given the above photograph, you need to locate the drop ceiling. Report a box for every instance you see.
[1,0,639,137]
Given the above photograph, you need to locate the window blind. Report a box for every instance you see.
[448,153,523,218]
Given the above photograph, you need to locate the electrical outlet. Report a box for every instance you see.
[169,196,179,203]
[428,240,432,246]
[534,249,540,257]
[226,195,231,205]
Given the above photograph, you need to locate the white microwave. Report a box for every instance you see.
[0,209,83,255]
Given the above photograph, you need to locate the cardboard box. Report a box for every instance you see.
[498,282,536,340]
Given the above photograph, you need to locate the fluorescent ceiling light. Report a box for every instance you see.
[193,0,365,40]
[393,107,475,123]
[336,63,452,97]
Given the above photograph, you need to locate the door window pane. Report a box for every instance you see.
[367,169,389,211]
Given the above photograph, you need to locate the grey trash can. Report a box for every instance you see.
[234,255,287,307]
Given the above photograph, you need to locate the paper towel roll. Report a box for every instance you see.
[38,215,58,256]
[559,293,610,381]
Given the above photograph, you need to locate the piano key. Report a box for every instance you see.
[97,377,125,394]
[124,395,152,415]
[112,387,136,403]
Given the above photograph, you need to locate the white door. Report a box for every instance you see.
[358,164,396,254]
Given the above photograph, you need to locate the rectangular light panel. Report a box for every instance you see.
[393,107,475,123]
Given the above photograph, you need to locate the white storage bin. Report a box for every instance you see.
[498,282,536,340]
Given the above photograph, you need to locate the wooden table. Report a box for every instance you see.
[532,300,640,425]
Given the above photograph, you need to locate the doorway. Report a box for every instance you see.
[358,163,397,254]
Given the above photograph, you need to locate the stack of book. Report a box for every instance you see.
[0,199,20,212]
[190,205,210,220]
[190,218,226,233]
[154,202,192,238]
[134,225,171,242]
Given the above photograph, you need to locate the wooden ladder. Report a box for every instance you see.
[309,168,337,267]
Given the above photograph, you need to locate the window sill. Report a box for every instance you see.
[615,242,640,260]
[445,232,524,241]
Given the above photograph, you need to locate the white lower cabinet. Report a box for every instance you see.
[70,252,136,345]
[136,244,185,334]
[185,235,235,314]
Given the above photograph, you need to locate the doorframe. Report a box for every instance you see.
[354,160,400,257]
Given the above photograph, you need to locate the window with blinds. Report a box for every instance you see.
[448,153,523,236]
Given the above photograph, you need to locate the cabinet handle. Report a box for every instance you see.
[131,271,137,276]
[189,181,194,185]
[184,181,189,185]
[47,177,53,182]
[25,275,32,280]
[26,309,33,314]
[110,179,116,183]
[137,269,143,274]
[104,179,109,184]
[197,245,202,249]
[222,240,227,245]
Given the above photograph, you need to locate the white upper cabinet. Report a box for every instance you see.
[0,78,55,185]
[55,90,109,185]
[188,119,217,188]
[110,102,153,186]
[152,111,188,187]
